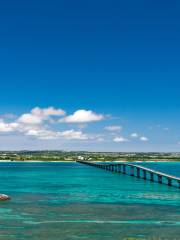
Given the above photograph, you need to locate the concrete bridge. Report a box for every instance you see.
[77,161,180,189]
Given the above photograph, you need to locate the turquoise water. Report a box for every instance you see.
[0,162,180,239]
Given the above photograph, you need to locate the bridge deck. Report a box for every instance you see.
[122,163,180,181]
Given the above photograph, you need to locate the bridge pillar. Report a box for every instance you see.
[143,170,147,180]
[167,178,172,186]
[137,168,140,178]
[123,165,126,174]
[118,165,122,173]
[150,172,154,182]
[130,167,134,176]
[158,175,162,184]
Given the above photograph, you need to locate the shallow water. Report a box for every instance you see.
[0,162,180,239]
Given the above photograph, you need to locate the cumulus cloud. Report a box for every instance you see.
[26,128,88,140]
[18,114,43,125]
[0,119,19,132]
[58,129,88,140]
[113,136,129,142]
[140,136,149,142]
[131,133,139,138]
[105,125,122,131]
[60,109,104,123]
[18,107,65,125]
[31,107,65,117]
[0,107,90,141]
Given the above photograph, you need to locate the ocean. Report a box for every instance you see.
[0,162,180,239]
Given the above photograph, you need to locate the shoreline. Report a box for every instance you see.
[0,160,179,163]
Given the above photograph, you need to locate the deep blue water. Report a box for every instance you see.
[0,162,180,239]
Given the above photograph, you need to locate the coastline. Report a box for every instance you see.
[0,160,179,163]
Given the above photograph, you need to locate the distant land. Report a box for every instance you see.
[0,151,180,162]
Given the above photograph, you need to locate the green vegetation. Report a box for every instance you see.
[0,151,180,162]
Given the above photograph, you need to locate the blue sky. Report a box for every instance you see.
[0,0,180,151]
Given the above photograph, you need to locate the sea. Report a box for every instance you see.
[0,162,180,240]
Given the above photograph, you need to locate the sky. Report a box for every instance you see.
[0,0,180,151]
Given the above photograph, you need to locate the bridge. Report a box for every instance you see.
[77,161,180,189]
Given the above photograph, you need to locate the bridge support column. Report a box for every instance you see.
[143,170,147,180]
[130,167,134,176]
[137,168,140,178]
[158,175,162,184]
[123,165,126,174]
[167,178,172,186]
[150,173,154,182]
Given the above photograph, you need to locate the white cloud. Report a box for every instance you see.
[18,107,65,125]
[18,113,43,125]
[178,142,180,145]
[131,133,139,138]
[0,107,105,142]
[58,129,88,140]
[105,125,122,131]
[0,120,19,132]
[113,136,129,142]
[26,128,88,140]
[140,136,149,142]
[60,109,104,123]
[31,107,65,117]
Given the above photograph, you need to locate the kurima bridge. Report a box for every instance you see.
[77,161,180,189]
